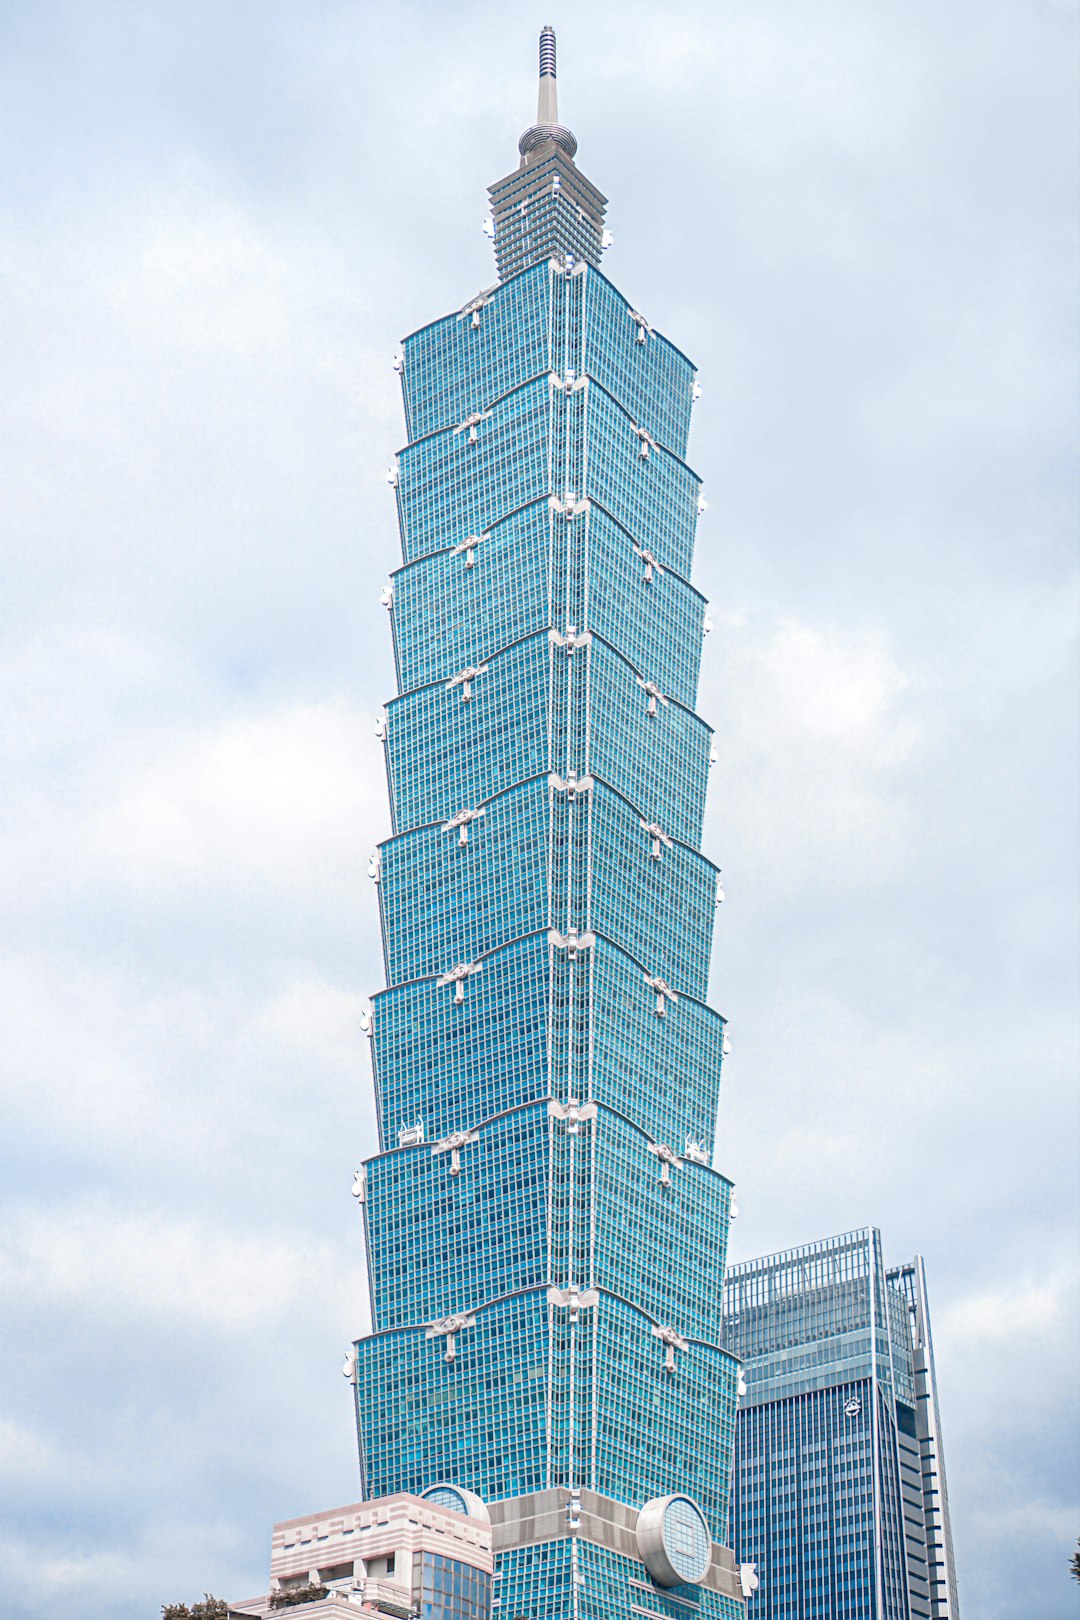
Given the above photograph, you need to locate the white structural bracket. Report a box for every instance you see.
[644,974,677,1017]
[739,1564,760,1598]
[450,532,488,567]
[442,805,486,846]
[547,1285,600,1324]
[459,285,495,323]
[446,663,489,702]
[648,1141,683,1186]
[640,820,673,861]
[342,1346,358,1382]
[427,1313,476,1364]
[548,771,594,799]
[630,421,658,458]
[549,493,590,518]
[453,410,491,445]
[549,1097,598,1135]
[652,1322,689,1373]
[548,927,596,962]
[437,961,483,1004]
[549,370,588,395]
[629,308,654,344]
[549,627,592,655]
[637,677,669,717]
[351,1167,367,1202]
[367,848,382,882]
[431,1128,480,1175]
[632,544,664,582]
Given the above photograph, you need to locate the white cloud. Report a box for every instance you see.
[941,1270,1075,1346]
[708,614,920,898]
[94,701,386,892]
[0,1418,55,1478]
[0,1198,352,1333]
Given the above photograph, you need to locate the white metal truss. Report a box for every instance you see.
[549,492,590,518]
[548,771,594,798]
[628,308,654,344]
[450,532,489,567]
[647,1141,683,1186]
[629,421,658,458]
[453,410,491,444]
[436,961,484,1004]
[427,1313,476,1363]
[446,663,489,702]
[640,820,673,861]
[547,1285,600,1324]
[632,543,664,582]
[442,805,486,846]
[651,1322,688,1372]
[644,974,677,1017]
[548,1098,598,1136]
[549,627,592,654]
[548,927,596,962]
[431,1128,480,1174]
[636,676,669,716]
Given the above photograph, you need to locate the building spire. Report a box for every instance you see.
[519,25,578,162]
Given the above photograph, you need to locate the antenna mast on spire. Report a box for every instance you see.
[519,25,577,161]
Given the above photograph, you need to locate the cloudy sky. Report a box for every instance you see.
[1,1,1076,1615]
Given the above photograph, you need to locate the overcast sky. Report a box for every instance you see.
[1,2,1077,1616]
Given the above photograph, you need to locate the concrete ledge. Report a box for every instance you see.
[488,1488,744,1602]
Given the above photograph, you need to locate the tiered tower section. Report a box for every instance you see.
[352,31,745,1620]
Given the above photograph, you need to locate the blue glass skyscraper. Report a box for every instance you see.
[723,1230,961,1620]
[350,29,747,1620]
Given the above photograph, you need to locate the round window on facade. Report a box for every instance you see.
[636,1494,713,1587]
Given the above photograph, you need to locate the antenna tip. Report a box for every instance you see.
[539,26,557,78]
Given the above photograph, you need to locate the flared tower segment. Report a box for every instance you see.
[352,30,746,1619]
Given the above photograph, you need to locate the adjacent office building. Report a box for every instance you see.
[723,1230,961,1620]
[349,28,748,1620]
[228,1489,494,1618]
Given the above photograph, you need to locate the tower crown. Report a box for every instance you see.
[489,27,607,282]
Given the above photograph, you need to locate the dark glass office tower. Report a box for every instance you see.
[724,1230,961,1620]
[349,28,746,1620]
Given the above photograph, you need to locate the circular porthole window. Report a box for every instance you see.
[637,1495,713,1587]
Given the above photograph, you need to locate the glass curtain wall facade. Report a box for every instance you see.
[350,30,745,1620]
[723,1230,961,1620]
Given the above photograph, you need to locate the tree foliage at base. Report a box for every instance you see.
[162,1598,229,1620]
[268,1585,329,1609]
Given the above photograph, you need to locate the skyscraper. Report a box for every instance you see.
[723,1229,961,1620]
[350,28,747,1620]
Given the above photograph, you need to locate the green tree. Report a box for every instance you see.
[1070,1536,1080,1583]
